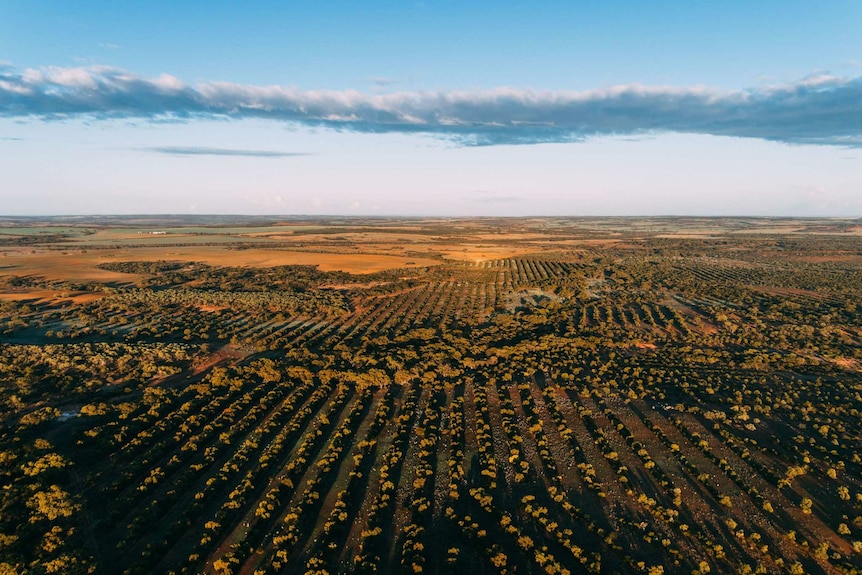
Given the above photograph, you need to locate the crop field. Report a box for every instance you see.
[0,216,860,575]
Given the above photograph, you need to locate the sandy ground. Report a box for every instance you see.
[0,289,104,304]
[434,245,542,262]
[654,234,720,239]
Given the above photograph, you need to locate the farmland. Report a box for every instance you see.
[0,216,861,575]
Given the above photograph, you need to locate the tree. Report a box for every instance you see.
[27,486,78,522]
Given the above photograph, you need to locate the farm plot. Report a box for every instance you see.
[1,218,861,575]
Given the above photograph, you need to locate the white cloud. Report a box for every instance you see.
[1,63,861,147]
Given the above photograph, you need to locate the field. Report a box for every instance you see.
[0,216,860,575]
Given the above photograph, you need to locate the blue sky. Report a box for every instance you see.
[1,1,861,215]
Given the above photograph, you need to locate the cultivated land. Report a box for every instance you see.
[0,216,860,575]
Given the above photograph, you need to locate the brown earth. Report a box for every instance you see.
[0,246,442,281]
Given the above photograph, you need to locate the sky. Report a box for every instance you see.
[1,1,861,216]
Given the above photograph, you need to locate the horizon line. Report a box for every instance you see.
[1,214,860,220]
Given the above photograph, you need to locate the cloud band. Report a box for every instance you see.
[1,63,860,146]
[143,146,307,158]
